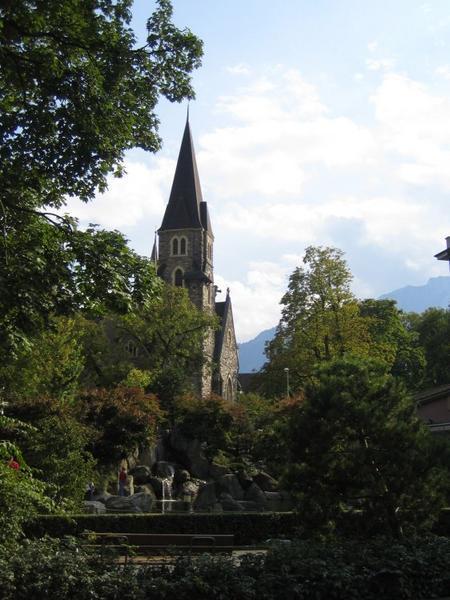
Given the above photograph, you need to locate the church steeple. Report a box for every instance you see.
[159,119,204,232]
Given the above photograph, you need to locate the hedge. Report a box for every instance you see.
[25,512,303,545]
[26,508,450,543]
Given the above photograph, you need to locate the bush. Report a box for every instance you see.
[2,535,450,599]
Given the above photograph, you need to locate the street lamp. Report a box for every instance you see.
[283,367,290,398]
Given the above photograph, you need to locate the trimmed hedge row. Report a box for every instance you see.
[25,512,303,545]
[25,508,450,544]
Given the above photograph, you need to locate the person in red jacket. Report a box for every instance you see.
[118,466,127,496]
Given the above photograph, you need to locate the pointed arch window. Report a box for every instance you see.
[172,238,179,255]
[174,268,184,287]
[180,237,187,255]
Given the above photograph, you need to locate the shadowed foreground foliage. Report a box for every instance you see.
[1,536,450,600]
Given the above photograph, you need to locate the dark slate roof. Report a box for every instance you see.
[200,201,213,235]
[214,291,232,363]
[159,120,203,231]
[415,383,450,406]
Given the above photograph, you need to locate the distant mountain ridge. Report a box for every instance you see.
[379,276,450,313]
[238,276,450,373]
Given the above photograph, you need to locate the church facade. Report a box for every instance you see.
[153,119,239,401]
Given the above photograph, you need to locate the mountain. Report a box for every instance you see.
[238,277,450,374]
[379,276,450,313]
[238,327,276,373]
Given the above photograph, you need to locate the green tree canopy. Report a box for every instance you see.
[283,356,449,537]
[405,308,450,388]
[262,246,371,396]
[0,0,202,208]
[0,0,201,356]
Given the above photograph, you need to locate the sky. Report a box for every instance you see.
[66,0,450,342]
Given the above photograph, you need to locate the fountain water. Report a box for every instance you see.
[161,465,175,514]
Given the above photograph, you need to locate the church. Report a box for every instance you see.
[151,118,239,402]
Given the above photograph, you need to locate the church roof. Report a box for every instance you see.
[159,119,204,232]
[214,289,234,363]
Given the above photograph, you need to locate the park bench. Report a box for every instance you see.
[82,532,235,565]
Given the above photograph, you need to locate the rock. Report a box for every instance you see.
[129,465,152,485]
[194,481,217,510]
[179,479,200,501]
[239,500,259,511]
[264,491,293,512]
[138,445,157,468]
[105,492,155,513]
[174,469,190,485]
[134,484,157,500]
[83,501,106,514]
[218,474,244,500]
[219,492,244,511]
[92,490,112,504]
[148,477,163,498]
[244,483,268,510]
[154,461,175,479]
[237,470,254,491]
[253,471,278,492]
[209,463,229,480]
[169,428,210,479]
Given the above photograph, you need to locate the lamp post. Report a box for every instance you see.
[283,367,290,399]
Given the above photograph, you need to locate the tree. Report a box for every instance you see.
[283,356,448,537]
[0,0,202,208]
[262,246,371,396]
[0,0,201,354]
[114,284,218,407]
[359,299,425,389]
[405,308,450,388]
[0,220,161,360]
[75,386,163,466]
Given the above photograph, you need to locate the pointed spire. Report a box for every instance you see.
[150,230,158,263]
[159,119,203,231]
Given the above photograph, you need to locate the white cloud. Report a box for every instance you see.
[215,262,287,342]
[226,63,251,76]
[64,158,174,230]
[435,65,450,80]
[366,58,396,71]
[372,73,450,188]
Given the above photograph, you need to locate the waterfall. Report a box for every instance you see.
[161,465,175,514]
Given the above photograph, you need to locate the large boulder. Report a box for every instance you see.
[129,465,152,485]
[219,492,244,512]
[253,471,278,492]
[237,470,254,491]
[134,484,157,501]
[218,474,244,500]
[83,501,106,514]
[169,428,210,479]
[92,490,112,504]
[105,491,155,513]
[194,481,217,510]
[209,463,229,480]
[244,482,268,510]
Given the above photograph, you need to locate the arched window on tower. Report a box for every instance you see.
[180,237,187,255]
[174,268,184,287]
[172,237,179,255]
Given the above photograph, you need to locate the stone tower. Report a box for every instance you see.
[155,118,239,400]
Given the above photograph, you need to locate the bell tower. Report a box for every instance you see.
[156,118,216,396]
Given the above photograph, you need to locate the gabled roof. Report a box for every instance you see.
[159,120,203,231]
[214,290,236,363]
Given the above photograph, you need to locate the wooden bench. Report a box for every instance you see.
[82,532,235,564]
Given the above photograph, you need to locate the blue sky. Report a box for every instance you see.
[66,1,450,341]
